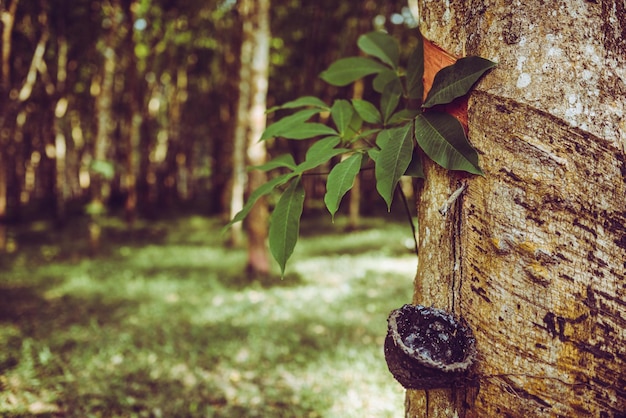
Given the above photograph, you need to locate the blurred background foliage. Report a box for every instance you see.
[0,0,419,232]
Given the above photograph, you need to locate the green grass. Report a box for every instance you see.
[0,215,416,417]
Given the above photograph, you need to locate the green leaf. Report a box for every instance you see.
[249,154,296,171]
[223,172,297,232]
[269,177,305,276]
[404,147,425,178]
[406,34,424,100]
[375,124,414,209]
[373,69,400,93]
[280,123,338,140]
[349,128,380,144]
[348,111,363,137]
[357,31,399,69]
[295,136,347,173]
[375,129,391,149]
[324,153,363,220]
[352,99,382,124]
[267,96,329,113]
[381,78,402,124]
[415,111,483,174]
[331,99,355,138]
[423,56,497,108]
[367,145,379,160]
[388,109,421,125]
[261,108,321,140]
[320,57,388,86]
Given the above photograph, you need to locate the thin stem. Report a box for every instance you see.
[397,184,419,258]
[359,136,377,149]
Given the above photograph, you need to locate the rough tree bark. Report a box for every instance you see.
[407,1,625,417]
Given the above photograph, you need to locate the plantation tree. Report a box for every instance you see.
[48,6,70,224]
[120,0,143,224]
[407,1,626,417]
[88,0,123,253]
[230,0,271,275]
[0,0,19,250]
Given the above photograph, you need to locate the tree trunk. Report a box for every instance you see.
[89,0,120,254]
[231,0,271,276]
[229,1,253,247]
[123,1,143,226]
[244,0,271,276]
[1,0,18,249]
[407,1,626,417]
[53,34,69,226]
[0,150,6,251]
[53,105,68,224]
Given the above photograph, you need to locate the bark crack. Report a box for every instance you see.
[451,181,466,314]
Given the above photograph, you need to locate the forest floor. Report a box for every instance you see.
[0,215,416,417]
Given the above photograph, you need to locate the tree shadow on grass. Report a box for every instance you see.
[212,270,305,290]
[0,282,369,417]
[0,283,135,339]
[124,263,306,291]
[58,369,322,418]
[3,213,186,267]
[58,314,370,417]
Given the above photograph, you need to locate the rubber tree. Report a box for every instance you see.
[0,0,20,251]
[407,1,626,416]
[230,0,271,275]
[88,0,123,254]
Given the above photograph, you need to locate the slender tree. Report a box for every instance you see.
[229,2,252,247]
[120,0,143,225]
[406,1,626,417]
[230,0,271,276]
[88,0,123,253]
[244,0,271,275]
[0,0,20,251]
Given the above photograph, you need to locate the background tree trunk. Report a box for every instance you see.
[229,1,253,247]
[230,0,271,275]
[89,0,121,254]
[52,31,69,226]
[407,1,626,417]
[122,0,143,226]
[243,0,271,276]
[0,0,19,250]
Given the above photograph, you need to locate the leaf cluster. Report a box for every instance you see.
[229,31,496,275]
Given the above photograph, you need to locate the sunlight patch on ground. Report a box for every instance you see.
[293,253,417,286]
